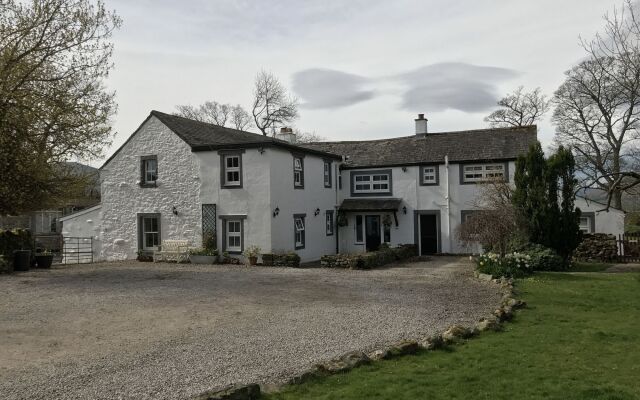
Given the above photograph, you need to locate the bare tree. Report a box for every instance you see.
[230,105,251,130]
[485,86,550,128]
[553,0,640,210]
[292,129,327,143]
[252,70,299,136]
[175,101,252,130]
[456,179,520,256]
[0,0,121,214]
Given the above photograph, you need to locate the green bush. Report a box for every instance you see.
[190,248,218,256]
[521,244,564,271]
[0,255,10,274]
[476,252,532,278]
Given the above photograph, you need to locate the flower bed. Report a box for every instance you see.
[475,252,532,278]
[320,245,417,270]
[262,252,301,267]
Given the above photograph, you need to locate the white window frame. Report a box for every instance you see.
[294,215,305,248]
[462,163,505,183]
[294,157,304,188]
[579,215,594,233]
[325,210,334,236]
[353,173,390,194]
[224,155,241,186]
[226,219,242,252]
[422,166,437,184]
[323,161,332,188]
[144,159,157,184]
[141,215,160,250]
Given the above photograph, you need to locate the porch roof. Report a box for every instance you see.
[339,198,402,212]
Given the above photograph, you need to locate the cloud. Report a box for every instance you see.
[395,62,520,112]
[293,68,375,109]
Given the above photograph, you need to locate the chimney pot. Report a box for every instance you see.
[415,113,428,135]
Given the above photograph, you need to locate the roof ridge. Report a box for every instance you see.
[150,110,263,137]
[306,125,537,145]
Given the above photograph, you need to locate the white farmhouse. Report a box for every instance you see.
[61,111,625,262]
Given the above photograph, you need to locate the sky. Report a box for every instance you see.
[99,0,620,166]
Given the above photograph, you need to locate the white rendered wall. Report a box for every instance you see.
[196,147,272,259]
[575,196,625,236]
[60,205,103,262]
[99,116,201,260]
[269,148,338,262]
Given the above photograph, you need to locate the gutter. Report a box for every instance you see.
[445,155,451,252]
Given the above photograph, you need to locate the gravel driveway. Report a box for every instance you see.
[0,257,500,399]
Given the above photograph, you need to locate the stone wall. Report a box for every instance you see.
[574,233,618,262]
[320,245,417,270]
[262,253,301,267]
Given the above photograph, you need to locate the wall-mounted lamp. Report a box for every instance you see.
[172,206,178,215]
[402,206,407,214]
[273,207,280,218]
[402,166,407,172]
[314,208,320,216]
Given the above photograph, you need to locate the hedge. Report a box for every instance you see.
[0,228,34,265]
[262,252,301,267]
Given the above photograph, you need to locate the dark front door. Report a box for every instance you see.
[420,214,438,255]
[365,215,381,252]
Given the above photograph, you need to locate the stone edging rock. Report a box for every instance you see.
[192,271,525,400]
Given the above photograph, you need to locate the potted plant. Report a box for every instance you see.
[13,249,31,271]
[243,245,262,266]
[189,248,218,264]
[35,249,54,269]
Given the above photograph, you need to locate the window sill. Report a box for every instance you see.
[295,245,305,250]
[294,185,305,190]
[139,182,157,188]
[221,184,243,189]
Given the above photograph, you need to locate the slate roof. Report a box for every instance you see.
[301,125,537,168]
[150,111,341,159]
[339,198,403,212]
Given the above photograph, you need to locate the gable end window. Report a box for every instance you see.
[220,151,244,188]
[323,160,332,188]
[461,163,508,184]
[420,165,439,186]
[293,154,305,189]
[140,155,158,187]
[350,170,393,197]
[325,210,334,236]
[294,214,306,249]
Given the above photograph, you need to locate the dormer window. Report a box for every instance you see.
[140,155,157,187]
[293,154,304,189]
[220,150,243,188]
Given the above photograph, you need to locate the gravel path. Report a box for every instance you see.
[0,257,500,399]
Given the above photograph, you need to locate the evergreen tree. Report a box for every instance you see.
[513,142,582,264]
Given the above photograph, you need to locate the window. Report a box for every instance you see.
[462,163,506,183]
[420,165,439,186]
[338,175,342,190]
[294,215,306,249]
[222,154,241,187]
[324,161,332,188]
[293,156,304,188]
[579,213,594,233]
[226,220,242,252]
[138,213,160,251]
[350,170,393,196]
[355,215,364,243]
[326,210,334,236]
[140,156,158,187]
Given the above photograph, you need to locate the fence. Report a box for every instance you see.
[62,236,94,264]
[617,233,640,263]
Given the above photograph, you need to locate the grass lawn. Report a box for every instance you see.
[570,262,615,272]
[265,272,640,400]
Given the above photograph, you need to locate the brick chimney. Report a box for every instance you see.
[276,127,297,143]
[415,113,428,135]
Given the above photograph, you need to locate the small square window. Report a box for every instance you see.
[221,153,242,187]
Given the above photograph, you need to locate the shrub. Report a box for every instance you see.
[0,228,34,264]
[476,252,532,278]
[190,248,218,256]
[508,242,565,271]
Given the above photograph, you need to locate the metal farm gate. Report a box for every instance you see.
[618,233,640,263]
[62,237,94,264]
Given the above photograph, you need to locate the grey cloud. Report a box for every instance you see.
[293,68,375,109]
[396,62,520,112]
